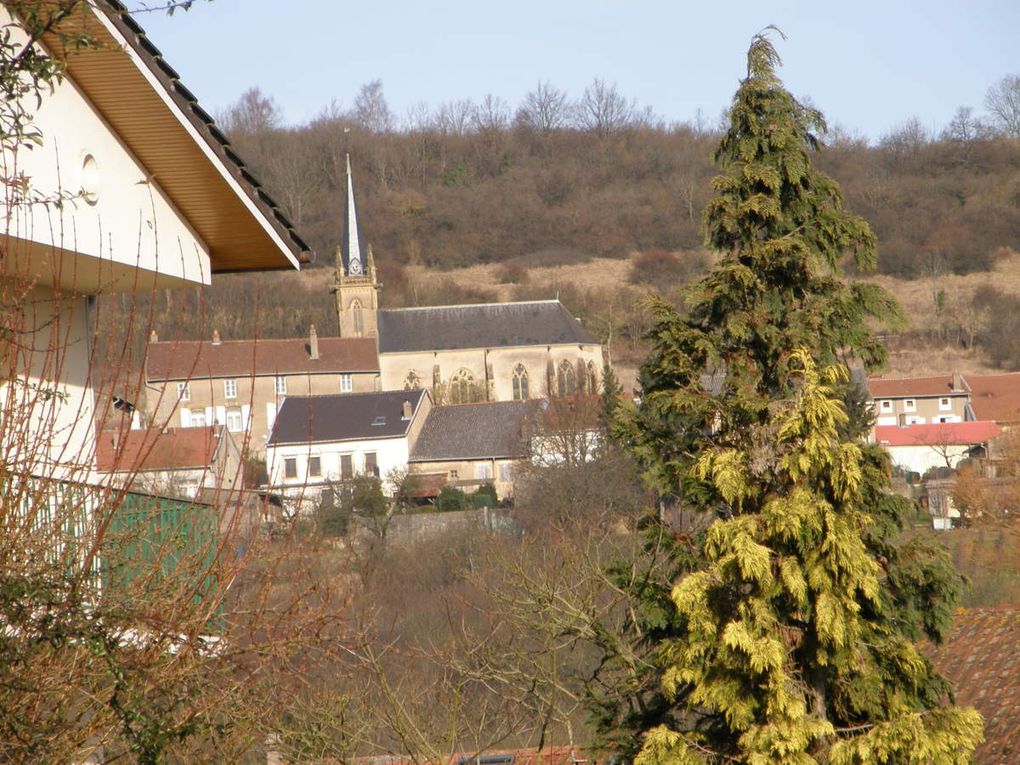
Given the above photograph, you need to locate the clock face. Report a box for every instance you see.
[349,259,362,276]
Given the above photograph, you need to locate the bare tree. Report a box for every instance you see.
[515,80,573,132]
[218,86,281,136]
[434,98,476,135]
[984,74,1020,138]
[576,78,636,137]
[473,93,511,133]
[352,79,394,133]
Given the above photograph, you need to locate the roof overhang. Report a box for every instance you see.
[37,1,311,273]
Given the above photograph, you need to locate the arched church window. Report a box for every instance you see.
[450,368,476,404]
[351,299,364,337]
[512,364,529,400]
[404,370,421,390]
[556,359,576,397]
[587,361,598,394]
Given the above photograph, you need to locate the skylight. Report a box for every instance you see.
[371,415,387,426]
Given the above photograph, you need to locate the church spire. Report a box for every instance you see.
[341,153,365,277]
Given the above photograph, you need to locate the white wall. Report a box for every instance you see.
[267,436,411,496]
[884,444,972,476]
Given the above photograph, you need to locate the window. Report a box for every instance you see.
[879,400,892,412]
[339,373,353,393]
[449,470,459,480]
[351,299,364,337]
[177,382,191,401]
[284,458,297,479]
[189,408,207,427]
[364,452,379,477]
[404,370,421,390]
[512,363,529,400]
[475,463,492,480]
[308,456,321,478]
[499,462,513,482]
[224,378,237,399]
[450,368,476,404]
[274,376,287,395]
[904,399,916,412]
[340,454,354,480]
[940,397,952,411]
[225,407,244,433]
[556,360,576,397]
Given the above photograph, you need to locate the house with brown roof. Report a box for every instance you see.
[96,425,242,500]
[927,606,1020,764]
[265,389,432,512]
[333,159,605,403]
[144,326,380,455]
[408,399,543,499]
[961,372,1020,427]
[868,373,972,427]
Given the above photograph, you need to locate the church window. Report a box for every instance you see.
[450,368,476,404]
[512,364,529,400]
[587,361,598,394]
[404,370,421,390]
[351,299,364,337]
[557,360,576,397]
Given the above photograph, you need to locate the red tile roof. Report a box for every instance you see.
[145,335,378,381]
[928,606,1020,764]
[964,373,1020,423]
[868,375,966,398]
[96,426,223,473]
[874,421,1002,447]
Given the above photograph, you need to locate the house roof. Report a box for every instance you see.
[40,1,309,272]
[267,390,427,446]
[145,335,379,381]
[96,425,224,473]
[377,300,597,353]
[868,375,968,399]
[927,606,1020,764]
[410,400,541,462]
[873,421,1002,447]
[962,373,1020,423]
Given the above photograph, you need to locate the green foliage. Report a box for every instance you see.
[317,476,388,536]
[615,30,982,765]
[471,482,498,508]
[436,485,470,512]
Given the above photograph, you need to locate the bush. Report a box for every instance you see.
[471,482,498,509]
[436,485,470,512]
[628,248,707,288]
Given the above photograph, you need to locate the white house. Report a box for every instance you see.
[872,421,1002,476]
[266,390,432,511]
[0,1,308,485]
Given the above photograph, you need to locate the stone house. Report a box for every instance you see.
[144,326,379,455]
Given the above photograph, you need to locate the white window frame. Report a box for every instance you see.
[224,378,237,399]
[308,455,322,478]
[475,462,492,480]
[177,382,191,402]
[339,374,353,393]
[225,407,244,433]
[879,400,892,412]
[284,457,297,480]
[274,376,287,396]
[189,407,207,428]
[939,397,952,411]
[903,399,916,412]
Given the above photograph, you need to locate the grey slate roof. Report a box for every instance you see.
[268,390,427,446]
[378,300,597,353]
[410,400,541,462]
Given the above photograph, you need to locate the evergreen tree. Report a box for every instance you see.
[618,30,982,764]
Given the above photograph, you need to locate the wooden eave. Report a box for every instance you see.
[38,0,310,273]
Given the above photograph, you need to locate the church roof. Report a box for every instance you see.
[378,300,597,353]
[410,400,542,462]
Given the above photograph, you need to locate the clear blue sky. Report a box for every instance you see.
[129,0,1019,141]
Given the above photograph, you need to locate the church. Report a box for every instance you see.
[332,157,605,404]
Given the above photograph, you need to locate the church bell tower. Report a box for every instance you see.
[334,155,380,338]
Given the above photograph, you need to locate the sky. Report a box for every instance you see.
[128,0,1019,141]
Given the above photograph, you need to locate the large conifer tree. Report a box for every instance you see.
[621,30,982,764]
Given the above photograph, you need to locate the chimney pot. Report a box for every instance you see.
[149,330,158,343]
[402,400,413,420]
[212,329,221,345]
[309,324,319,360]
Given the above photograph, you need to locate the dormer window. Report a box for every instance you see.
[372,415,386,426]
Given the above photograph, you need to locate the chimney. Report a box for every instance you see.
[402,400,413,420]
[149,330,158,343]
[212,329,221,346]
[309,324,319,360]
[952,371,964,392]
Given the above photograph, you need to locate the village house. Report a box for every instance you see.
[144,326,379,455]
[407,399,542,500]
[960,372,1020,427]
[0,1,305,486]
[96,425,242,500]
[333,157,605,403]
[868,373,971,427]
[265,389,432,511]
[872,421,1002,477]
